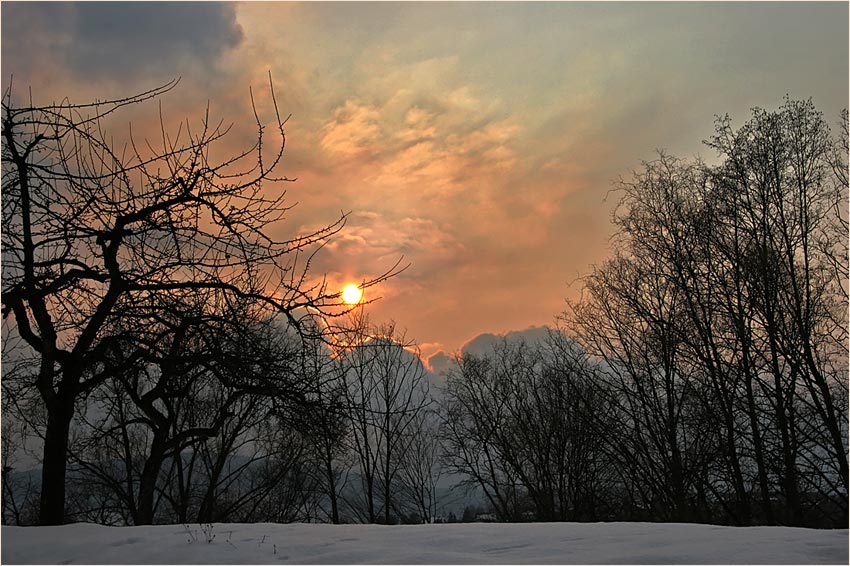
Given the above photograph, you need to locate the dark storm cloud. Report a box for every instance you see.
[2,2,242,80]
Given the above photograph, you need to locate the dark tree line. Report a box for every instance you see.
[3,308,442,526]
[441,99,847,528]
[2,88,845,530]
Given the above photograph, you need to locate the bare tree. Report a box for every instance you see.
[300,328,352,524]
[2,419,39,526]
[1,79,399,524]
[707,100,848,522]
[564,98,847,527]
[337,314,431,523]
[440,348,526,522]
[64,299,313,525]
[398,407,443,523]
[440,333,612,522]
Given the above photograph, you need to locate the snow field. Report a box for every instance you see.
[1,521,847,564]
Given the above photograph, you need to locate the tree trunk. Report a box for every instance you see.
[324,457,340,524]
[136,437,166,525]
[767,329,802,526]
[384,463,392,524]
[198,451,227,524]
[744,374,775,524]
[39,398,75,525]
[365,473,375,523]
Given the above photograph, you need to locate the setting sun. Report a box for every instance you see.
[342,284,363,305]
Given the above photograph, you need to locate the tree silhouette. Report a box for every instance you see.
[1,79,399,524]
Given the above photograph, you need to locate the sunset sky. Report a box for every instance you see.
[3,1,847,367]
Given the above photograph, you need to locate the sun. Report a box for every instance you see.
[341,284,363,305]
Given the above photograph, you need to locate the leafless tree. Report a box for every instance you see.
[440,333,612,522]
[299,326,352,524]
[1,78,400,524]
[564,98,847,526]
[337,313,431,523]
[65,301,315,525]
[707,99,848,523]
[398,407,443,523]
[2,419,39,525]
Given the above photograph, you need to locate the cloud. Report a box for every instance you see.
[297,210,467,303]
[369,115,519,199]
[317,86,519,197]
[425,326,555,375]
[320,100,383,157]
[426,351,455,375]
[460,326,552,358]
[2,2,243,82]
[305,49,521,207]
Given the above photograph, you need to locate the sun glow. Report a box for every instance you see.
[342,284,363,305]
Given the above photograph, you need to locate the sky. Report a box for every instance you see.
[2,1,847,367]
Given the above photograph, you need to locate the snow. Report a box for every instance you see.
[1,521,847,564]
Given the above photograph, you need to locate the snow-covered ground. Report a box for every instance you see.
[1,521,846,564]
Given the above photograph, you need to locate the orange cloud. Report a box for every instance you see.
[320,100,383,157]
